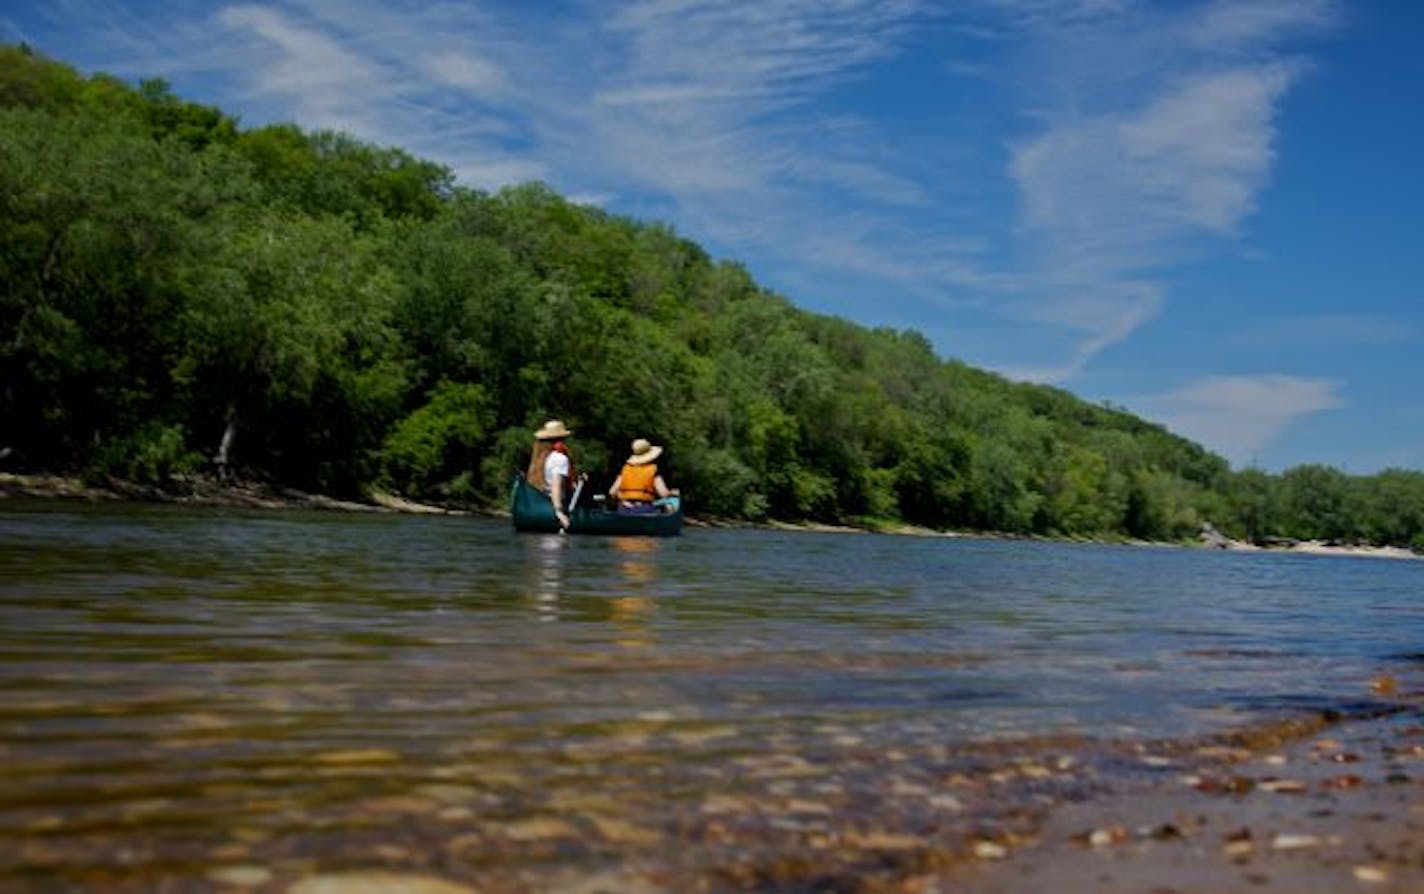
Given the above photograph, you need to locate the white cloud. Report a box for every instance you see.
[1120,64,1298,232]
[999,1,1334,379]
[1009,62,1298,267]
[561,0,931,205]
[1187,0,1337,51]
[423,51,507,96]
[1138,374,1343,466]
[216,5,387,130]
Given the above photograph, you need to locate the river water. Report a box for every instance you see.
[1,502,1420,892]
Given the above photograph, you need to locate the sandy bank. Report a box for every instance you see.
[1201,528,1421,561]
[1287,540,1421,560]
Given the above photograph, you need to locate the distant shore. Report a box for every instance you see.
[761,513,1423,561]
[2,471,1418,561]
[1217,538,1421,561]
[1197,521,1422,561]
[0,472,472,516]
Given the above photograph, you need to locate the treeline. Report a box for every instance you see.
[3,45,1422,548]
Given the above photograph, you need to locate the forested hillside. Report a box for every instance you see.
[3,45,1422,547]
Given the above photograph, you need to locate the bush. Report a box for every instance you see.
[86,423,200,485]
[480,425,539,504]
[379,381,493,496]
[678,446,762,519]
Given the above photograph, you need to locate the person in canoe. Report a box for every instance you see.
[527,419,579,530]
[607,438,678,514]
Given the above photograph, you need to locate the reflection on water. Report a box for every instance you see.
[521,535,662,640]
[610,538,659,649]
[0,503,1420,891]
[527,534,568,622]
[612,535,658,583]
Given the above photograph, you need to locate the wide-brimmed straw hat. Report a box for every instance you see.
[534,419,572,440]
[625,438,663,465]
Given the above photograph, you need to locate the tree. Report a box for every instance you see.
[176,209,406,491]
[1277,464,1352,541]
[380,381,495,497]
[0,103,252,471]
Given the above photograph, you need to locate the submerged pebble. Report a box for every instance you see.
[1221,827,1254,858]
[1269,833,1323,851]
[844,830,924,851]
[1084,825,1129,847]
[311,748,401,766]
[1321,774,1364,789]
[205,865,273,886]
[288,872,476,894]
[1353,865,1390,884]
[972,840,1008,860]
[502,817,579,841]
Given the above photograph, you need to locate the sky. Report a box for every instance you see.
[4,0,1422,473]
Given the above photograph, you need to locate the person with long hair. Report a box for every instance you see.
[527,420,576,529]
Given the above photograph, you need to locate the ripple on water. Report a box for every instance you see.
[2,508,1422,890]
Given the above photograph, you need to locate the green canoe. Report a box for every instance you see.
[510,476,682,537]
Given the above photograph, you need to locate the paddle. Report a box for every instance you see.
[567,474,587,516]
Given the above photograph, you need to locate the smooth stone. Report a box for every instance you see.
[288,871,476,894]
[206,865,273,886]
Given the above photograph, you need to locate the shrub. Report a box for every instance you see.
[86,423,200,485]
[379,381,493,496]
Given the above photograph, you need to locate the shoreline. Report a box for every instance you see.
[0,471,476,517]
[2,471,1419,561]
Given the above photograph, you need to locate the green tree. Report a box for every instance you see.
[380,381,495,497]
[1277,464,1352,541]
[176,209,406,491]
[0,102,252,469]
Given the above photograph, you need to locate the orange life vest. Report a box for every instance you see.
[617,463,658,502]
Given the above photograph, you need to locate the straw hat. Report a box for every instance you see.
[625,438,663,465]
[534,419,572,440]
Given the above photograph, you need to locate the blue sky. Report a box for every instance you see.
[5,0,1421,473]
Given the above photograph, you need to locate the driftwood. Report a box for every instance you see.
[213,411,236,482]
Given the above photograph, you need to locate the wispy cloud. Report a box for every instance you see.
[1135,374,1343,466]
[1187,0,1337,50]
[216,5,387,130]
[420,50,507,96]
[1001,0,1337,378]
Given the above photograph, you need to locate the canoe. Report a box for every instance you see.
[510,476,682,537]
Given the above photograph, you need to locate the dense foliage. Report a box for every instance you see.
[4,46,1423,548]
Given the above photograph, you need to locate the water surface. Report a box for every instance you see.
[1,503,1418,891]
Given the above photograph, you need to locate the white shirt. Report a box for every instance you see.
[543,451,570,493]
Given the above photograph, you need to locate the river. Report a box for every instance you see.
[1,502,1419,892]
